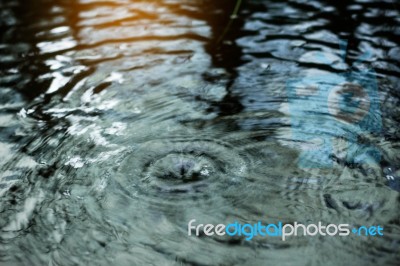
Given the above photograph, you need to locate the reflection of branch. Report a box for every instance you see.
[217,0,242,44]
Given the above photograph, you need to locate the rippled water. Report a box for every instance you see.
[1,0,399,265]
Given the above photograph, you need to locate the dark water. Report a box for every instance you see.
[0,0,399,265]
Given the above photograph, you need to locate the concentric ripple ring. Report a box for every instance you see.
[115,138,249,196]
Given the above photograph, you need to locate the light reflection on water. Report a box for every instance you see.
[0,0,399,265]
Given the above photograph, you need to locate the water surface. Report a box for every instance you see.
[0,0,399,265]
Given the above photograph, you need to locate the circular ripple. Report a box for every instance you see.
[115,138,248,197]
